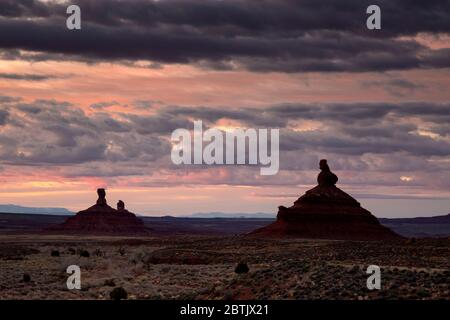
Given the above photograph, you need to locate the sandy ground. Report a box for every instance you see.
[0,235,448,300]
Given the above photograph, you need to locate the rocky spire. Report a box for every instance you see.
[96,188,107,206]
[317,159,338,186]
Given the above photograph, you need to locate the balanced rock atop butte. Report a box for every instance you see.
[250,160,401,240]
[47,188,147,234]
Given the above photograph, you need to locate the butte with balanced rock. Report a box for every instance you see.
[47,188,147,234]
[250,159,401,240]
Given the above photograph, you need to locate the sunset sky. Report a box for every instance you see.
[0,0,449,217]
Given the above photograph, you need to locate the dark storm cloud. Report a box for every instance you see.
[43,124,93,147]
[265,103,395,122]
[0,0,50,18]
[17,104,44,114]
[0,99,171,165]
[0,109,9,125]
[364,78,425,89]
[0,95,21,103]
[361,78,426,97]
[0,0,449,72]
[160,105,288,127]
[89,101,121,110]
[270,102,450,126]
[0,72,59,81]
[132,100,159,109]
[2,0,449,36]
[162,105,258,125]
[0,97,449,189]
[158,102,450,157]
[163,102,450,128]
[279,128,450,157]
[91,113,131,133]
[125,113,194,135]
[0,98,449,168]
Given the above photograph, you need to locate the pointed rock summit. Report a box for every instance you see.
[47,188,147,234]
[250,160,401,240]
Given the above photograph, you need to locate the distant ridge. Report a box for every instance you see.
[379,214,450,238]
[0,212,449,237]
[188,212,276,219]
[0,204,73,215]
[379,213,450,224]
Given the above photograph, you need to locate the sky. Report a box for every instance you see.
[0,0,449,218]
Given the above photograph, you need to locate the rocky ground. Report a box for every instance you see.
[0,235,448,300]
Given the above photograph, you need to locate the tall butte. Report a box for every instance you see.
[47,188,147,234]
[250,159,401,240]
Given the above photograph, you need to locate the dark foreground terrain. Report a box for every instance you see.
[0,234,448,300]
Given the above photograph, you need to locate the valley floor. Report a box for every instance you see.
[0,235,448,300]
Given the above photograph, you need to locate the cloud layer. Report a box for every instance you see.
[0,0,449,72]
[0,97,448,191]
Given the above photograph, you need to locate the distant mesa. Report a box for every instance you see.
[46,188,147,234]
[250,159,401,240]
[0,204,73,216]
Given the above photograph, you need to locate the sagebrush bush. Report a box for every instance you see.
[110,287,128,300]
[234,262,249,274]
[22,273,31,283]
[79,250,90,258]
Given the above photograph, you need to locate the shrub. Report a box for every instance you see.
[235,262,249,274]
[22,273,31,283]
[104,279,116,287]
[349,266,360,274]
[130,249,148,265]
[51,250,60,257]
[224,290,233,300]
[417,289,431,298]
[110,287,128,300]
[93,249,104,257]
[79,250,90,258]
[160,267,170,274]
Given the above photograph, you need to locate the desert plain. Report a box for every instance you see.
[0,234,448,300]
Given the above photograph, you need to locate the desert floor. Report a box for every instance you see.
[0,235,448,300]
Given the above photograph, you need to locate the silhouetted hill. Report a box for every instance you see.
[0,204,73,215]
[379,214,450,238]
[188,212,276,218]
[379,214,450,224]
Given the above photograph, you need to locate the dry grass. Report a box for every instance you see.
[0,235,448,300]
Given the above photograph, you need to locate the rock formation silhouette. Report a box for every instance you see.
[250,160,401,240]
[96,188,107,205]
[47,189,146,234]
[317,159,338,186]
